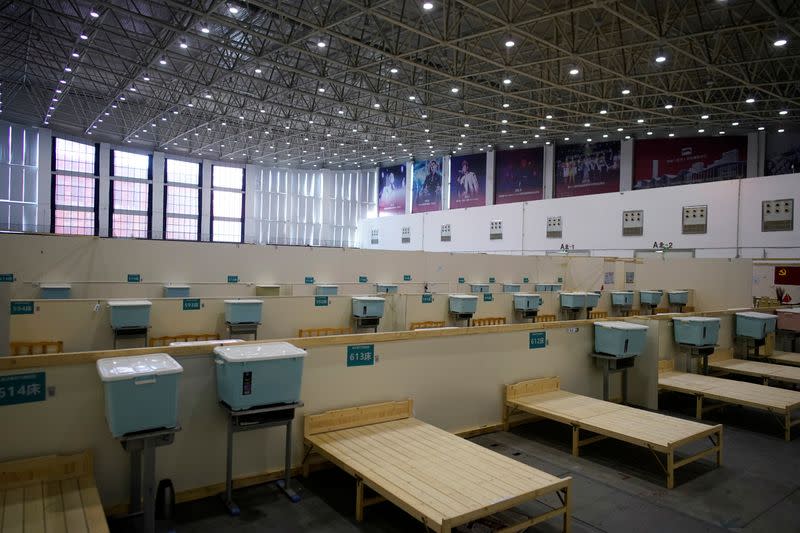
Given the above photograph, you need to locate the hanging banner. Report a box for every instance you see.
[412,158,443,213]
[554,141,621,197]
[633,136,747,189]
[449,153,487,209]
[765,131,800,176]
[494,147,544,204]
[377,164,406,216]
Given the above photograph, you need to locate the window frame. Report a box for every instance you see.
[210,164,246,244]
[163,158,203,242]
[50,137,100,236]
[109,148,153,240]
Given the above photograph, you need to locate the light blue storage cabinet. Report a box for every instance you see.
[513,293,541,311]
[214,342,306,410]
[585,292,601,308]
[560,292,586,309]
[352,296,386,318]
[375,284,398,293]
[639,290,663,306]
[503,283,521,293]
[163,284,190,298]
[224,299,263,324]
[673,317,720,346]
[449,294,478,314]
[668,291,689,305]
[470,283,490,293]
[108,300,152,329]
[40,283,71,299]
[594,321,648,357]
[97,354,183,437]
[611,291,634,307]
[735,312,777,340]
[316,285,339,296]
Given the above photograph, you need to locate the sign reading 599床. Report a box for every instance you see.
[0,372,46,406]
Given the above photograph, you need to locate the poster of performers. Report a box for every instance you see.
[765,131,800,176]
[554,141,621,198]
[449,153,487,209]
[412,158,443,213]
[494,147,544,204]
[377,164,406,216]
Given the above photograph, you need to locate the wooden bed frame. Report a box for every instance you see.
[303,400,572,532]
[709,358,800,386]
[658,360,800,441]
[409,321,446,330]
[0,451,108,532]
[504,377,723,489]
[769,351,800,367]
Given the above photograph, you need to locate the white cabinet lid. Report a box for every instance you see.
[640,289,662,293]
[214,341,306,362]
[224,299,262,304]
[668,290,689,294]
[469,283,489,286]
[97,354,182,381]
[595,321,648,331]
[40,283,71,289]
[317,284,338,288]
[450,294,478,300]
[513,293,541,297]
[736,311,776,320]
[169,339,243,346]
[561,291,589,296]
[611,291,634,295]
[163,284,190,288]
[108,300,152,307]
[376,283,397,287]
[673,316,720,323]
[256,284,280,288]
[352,296,385,301]
[777,308,800,314]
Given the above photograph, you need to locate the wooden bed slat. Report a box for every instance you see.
[304,399,413,437]
[3,487,24,533]
[710,358,800,385]
[768,351,800,367]
[43,481,67,533]
[0,453,93,491]
[23,484,45,533]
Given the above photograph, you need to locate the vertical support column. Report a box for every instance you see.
[485,149,495,205]
[746,132,760,178]
[244,163,260,244]
[201,160,212,241]
[442,155,450,211]
[151,152,165,240]
[619,138,634,191]
[543,143,555,199]
[37,128,52,232]
[405,161,413,214]
[98,143,110,237]
[0,282,9,355]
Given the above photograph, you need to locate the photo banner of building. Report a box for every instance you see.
[765,131,800,176]
[412,158,443,213]
[633,136,748,189]
[494,147,544,204]
[377,164,407,216]
[450,153,487,209]
[554,141,621,198]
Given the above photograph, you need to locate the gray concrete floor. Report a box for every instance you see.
[110,394,799,532]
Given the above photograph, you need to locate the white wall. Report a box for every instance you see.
[361,173,800,259]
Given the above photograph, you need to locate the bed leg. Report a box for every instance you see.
[785,413,791,442]
[666,451,675,489]
[695,395,703,420]
[502,404,509,432]
[563,486,572,533]
[716,431,723,466]
[355,479,364,522]
[571,426,580,457]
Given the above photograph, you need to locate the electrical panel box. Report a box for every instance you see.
[489,220,503,240]
[682,205,707,234]
[370,228,379,244]
[440,224,451,242]
[546,216,563,239]
[622,210,644,236]
[401,226,411,244]
[762,199,794,232]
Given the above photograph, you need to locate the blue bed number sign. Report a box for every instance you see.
[315,296,329,307]
[0,372,46,406]
[0,273,14,282]
[305,276,315,284]
[127,274,141,283]
[347,344,374,367]
[488,277,496,283]
[182,299,201,311]
[227,275,239,283]
[421,294,433,304]
[483,293,493,302]
[523,277,529,283]
[458,277,465,284]
[403,274,412,281]
[529,332,547,349]
[358,275,368,283]
[10,301,34,315]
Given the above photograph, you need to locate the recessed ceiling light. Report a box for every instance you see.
[71,52,79,58]
[502,103,509,108]
[568,68,579,75]
[389,67,398,74]
[701,114,709,119]
[621,89,631,95]
[732,121,739,126]
[200,22,210,33]
[664,104,673,109]
[373,103,380,108]
[778,128,785,133]
[655,53,666,63]
[503,78,511,85]
[746,97,755,103]
[617,127,623,132]
[624,135,631,140]
[698,128,705,133]
[587,139,592,143]
[80,33,88,40]
[318,87,325,92]
[451,87,459,93]
[254,68,262,74]
[774,38,787,47]
[539,125,546,130]
[59,80,66,84]
[338,109,344,114]
[564,137,570,141]
[464,123,469,127]
[89,8,99,17]
[317,41,326,48]
[422,2,434,10]
[228,4,240,14]
[159,56,167,65]
[779,110,788,115]
[501,130,507,134]
[119,96,126,101]
[64,67,72,72]
[668,133,675,137]
[646,131,653,135]
[602,134,608,138]
[637,118,644,123]
[129,86,136,91]
[758,126,765,130]
[408,95,415,100]
[143,75,150,81]
[546,114,553,119]
[583,123,591,127]
[179,38,188,49]
[719,131,725,135]
[501,119,508,124]
[505,39,515,48]
[599,109,607,114]
[421,114,428,118]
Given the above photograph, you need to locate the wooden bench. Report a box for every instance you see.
[297,327,352,337]
[303,400,572,532]
[535,314,557,323]
[471,317,506,326]
[0,451,108,532]
[588,311,607,319]
[409,321,446,331]
[10,341,64,355]
[504,377,722,489]
[658,359,800,441]
[769,351,800,367]
[149,333,219,347]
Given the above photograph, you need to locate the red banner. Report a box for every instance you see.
[775,266,800,286]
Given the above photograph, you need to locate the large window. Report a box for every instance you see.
[211,165,244,243]
[0,122,39,232]
[253,169,323,245]
[164,159,201,241]
[52,137,97,235]
[324,170,376,247]
[110,150,151,238]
